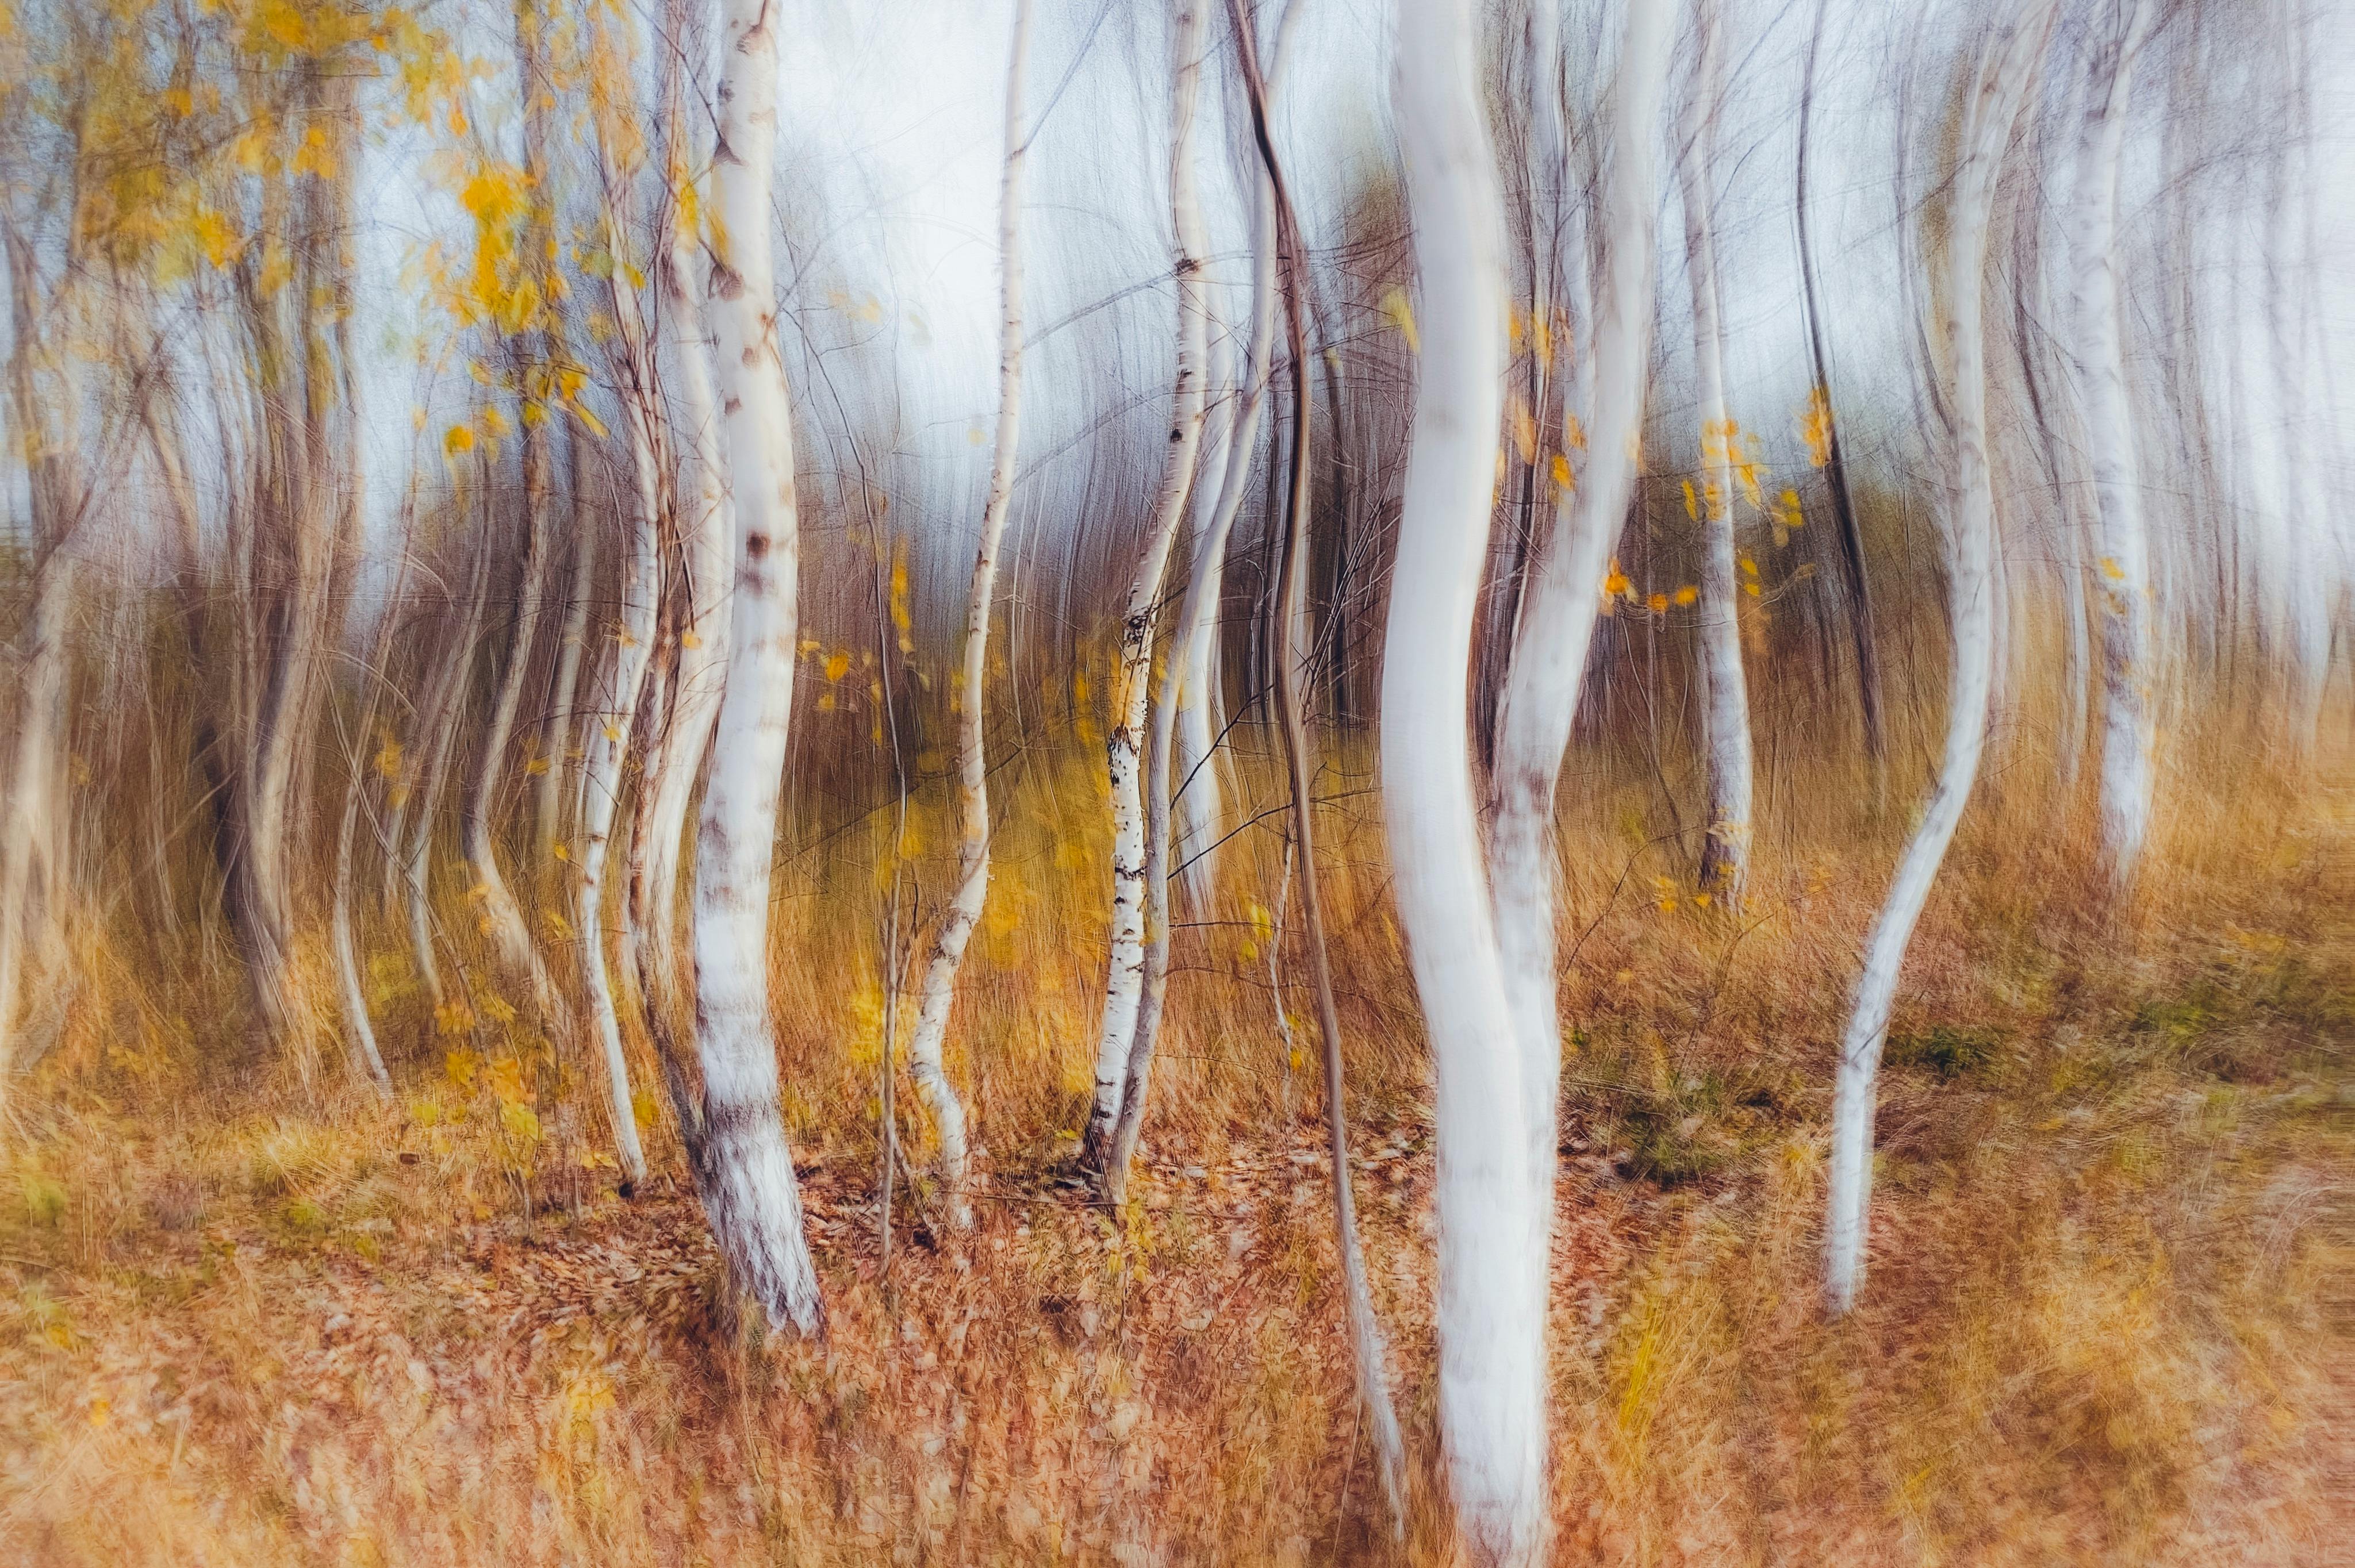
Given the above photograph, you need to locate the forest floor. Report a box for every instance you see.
[1,762,2351,1565]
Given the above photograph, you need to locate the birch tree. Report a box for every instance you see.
[689,0,823,1337]
[463,0,568,1031]
[1385,0,1545,1555]
[1823,0,2057,1316]
[1080,0,1211,1181]
[2072,0,2160,895]
[573,14,668,1191]
[0,220,80,1108]
[1677,0,1755,902]
[1170,0,1309,916]
[902,0,1033,1229]
[1487,0,1678,1351]
[631,0,733,1006]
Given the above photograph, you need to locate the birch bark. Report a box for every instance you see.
[1678,3,1754,902]
[1387,0,1545,1556]
[1080,0,1211,1178]
[902,0,1032,1229]
[691,0,823,1336]
[635,13,735,1002]
[1824,0,2056,1315]
[1487,0,1677,1323]
[2073,0,2160,896]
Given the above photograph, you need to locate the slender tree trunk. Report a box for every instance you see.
[690,0,824,1338]
[1080,0,1211,1178]
[1679,3,1754,903]
[538,422,596,863]
[1824,0,2055,1315]
[1387,0,1545,1558]
[401,528,490,1017]
[331,705,393,1097]
[573,45,676,1191]
[466,3,567,1032]
[0,555,71,1102]
[1131,3,1407,1529]
[901,0,1033,1230]
[1486,0,1677,1392]
[2073,0,2160,894]
[0,225,76,1105]
[1170,0,1305,918]
[1171,293,1234,916]
[636,6,735,1004]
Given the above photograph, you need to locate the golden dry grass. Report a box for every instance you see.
[2,704,2350,1565]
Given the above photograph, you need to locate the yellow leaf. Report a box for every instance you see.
[1550,452,1572,491]
[1379,287,1420,355]
[498,1099,541,1144]
[524,756,550,776]
[444,423,475,455]
[2099,557,2126,581]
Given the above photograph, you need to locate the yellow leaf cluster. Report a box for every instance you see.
[1800,385,1834,469]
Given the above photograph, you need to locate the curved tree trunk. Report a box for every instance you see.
[634,14,735,1006]
[689,0,824,1338]
[1079,0,1211,1180]
[1485,0,1677,1392]
[466,2,568,1033]
[1119,1,1408,1529]
[902,0,1033,1231]
[401,525,492,1019]
[1170,0,1306,920]
[1824,0,2056,1316]
[535,423,596,867]
[331,705,393,1097]
[1386,0,1544,1558]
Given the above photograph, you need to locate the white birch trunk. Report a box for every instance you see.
[1080,0,1211,1175]
[465,424,567,1027]
[1824,0,2055,1316]
[2073,0,2159,895]
[575,92,674,1190]
[1171,295,1234,915]
[636,152,734,1002]
[902,0,1033,1231]
[576,396,661,1190]
[0,556,71,1104]
[1487,0,1677,1294]
[1387,0,1545,1557]
[1678,6,1754,903]
[692,0,823,1337]
[536,424,596,865]
[1168,0,1303,915]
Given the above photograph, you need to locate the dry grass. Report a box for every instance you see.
[2,704,2350,1565]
